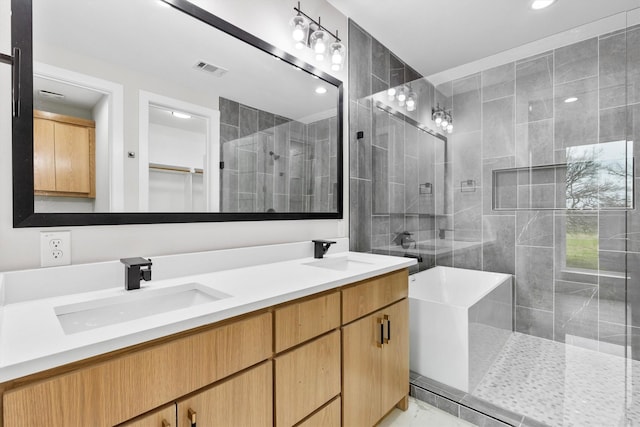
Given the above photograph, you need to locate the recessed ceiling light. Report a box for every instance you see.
[531,0,556,10]
[564,97,578,103]
[172,111,192,119]
[315,87,327,94]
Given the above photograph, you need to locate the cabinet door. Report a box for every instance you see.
[120,405,176,427]
[54,122,91,193]
[342,310,384,426]
[33,118,56,192]
[380,299,409,413]
[342,299,409,427]
[178,361,272,427]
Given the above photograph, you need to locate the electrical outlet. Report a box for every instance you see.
[40,231,71,267]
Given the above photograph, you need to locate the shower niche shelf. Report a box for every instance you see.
[492,159,634,212]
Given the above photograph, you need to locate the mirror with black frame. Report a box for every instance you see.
[12,0,343,227]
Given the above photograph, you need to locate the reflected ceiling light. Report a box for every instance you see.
[564,97,578,103]
[290,2,345,71]
[406,92,417,112]
[432,105,453,134]
[531,0,556,10]
[315,87,327,94]
[172,111,191,119]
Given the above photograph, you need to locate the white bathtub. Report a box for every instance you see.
[409,266,512,393]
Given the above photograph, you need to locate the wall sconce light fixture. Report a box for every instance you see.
[386,84,418,113]
[290,2,346,71]
[432,104,453,134]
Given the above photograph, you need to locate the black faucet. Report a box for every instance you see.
[120,257,153,291]
[312,240,336,259]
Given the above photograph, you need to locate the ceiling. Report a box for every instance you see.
[327,0,640,77]
[33,0,337,122]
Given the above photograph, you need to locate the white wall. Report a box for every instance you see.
[0,0,349,272]
[149,124,206,170]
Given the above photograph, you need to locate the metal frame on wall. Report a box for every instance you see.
[9,0,344,227]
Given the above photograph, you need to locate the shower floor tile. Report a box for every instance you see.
[470,332,640,427]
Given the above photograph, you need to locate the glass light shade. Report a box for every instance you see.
[441,118,449,128]
[447,124,453,133]
[290,15,308,43]
[330,41,345,69]
[434,112,442,125]
[295,41,305,50]
[310,29,328,54]
[397,87,407,102]
[388,87,397,100]
[406,92,416,109]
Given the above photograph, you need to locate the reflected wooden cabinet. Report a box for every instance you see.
[342,270,409,426]
[33,110,95,198]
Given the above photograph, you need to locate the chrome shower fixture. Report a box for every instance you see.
[289,2,345,71]
[432,105,453,134]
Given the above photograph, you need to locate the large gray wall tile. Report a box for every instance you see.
[516,54,553,124]
[482,62,515,102]
[453,74,482,133]
[516,246,554,310]
[554,38,598,84]
[515,119,554,167]
[554,76,598,149]
[483,96,515,159]
[553,280,598,348]
[515,306,553,340]
[483,215,516,274]
[600,32,627,109]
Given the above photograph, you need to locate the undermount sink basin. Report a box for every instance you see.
[303,256,373,271]
[55,283,231,334]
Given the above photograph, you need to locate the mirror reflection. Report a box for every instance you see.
[31,0,340,214]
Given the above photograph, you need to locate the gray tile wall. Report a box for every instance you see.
[220,97,337,213]
[348,20,440,265]
[434,26,640,358]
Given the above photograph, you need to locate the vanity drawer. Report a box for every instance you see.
[2,312,272,427]
[275,330,341,427]
[342,268,408,324]
[297,397,341,427]
[274,291,340,352]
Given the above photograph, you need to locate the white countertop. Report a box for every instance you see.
[0,250,414,382]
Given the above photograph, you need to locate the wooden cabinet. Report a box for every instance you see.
[33,110,95,198]
[2,312,272,427]
[342,270,409,426]
[0,268,410,427]
[275,331,341,426]
[178,361,272,427]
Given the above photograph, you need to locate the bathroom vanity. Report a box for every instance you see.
[0,241,414,426]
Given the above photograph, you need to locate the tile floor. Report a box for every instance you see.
[380,397,477,427]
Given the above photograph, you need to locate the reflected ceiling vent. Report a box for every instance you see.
[38,90,65,100]
[193,61,228,77]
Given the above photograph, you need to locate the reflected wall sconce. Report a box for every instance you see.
[290,2,345,71]
[432,104,453,134]
[387,84,417,112]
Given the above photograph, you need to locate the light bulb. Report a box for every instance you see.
[329,41,345,70]
[397,89,407,102]
[435,116,442,125]
[332,52,342,64]
[406,92,416,110]
[295,41,305,50]
[407,103,416,112]
[387,88,397,100]
[292,25,305,42]
[447,124,453,133]
[441,119,448,128]
[290,15,308,43]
